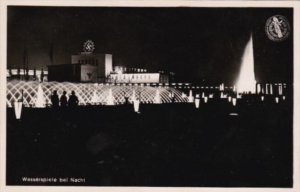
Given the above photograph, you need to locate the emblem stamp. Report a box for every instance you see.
[265,15,290,42]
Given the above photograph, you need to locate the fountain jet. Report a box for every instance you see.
[106,89,114,105]
[154,89,161,104]
[236,34,256,93]
[35,84,45,108]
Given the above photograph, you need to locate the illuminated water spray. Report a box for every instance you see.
[106,88,114,105]
[236,34,256,93]
[7,81,189,107]
[154,89,161,104]
[35,84,45,108]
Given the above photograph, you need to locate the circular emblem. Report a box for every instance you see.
[83,40,95,53]
[265,15,290,42]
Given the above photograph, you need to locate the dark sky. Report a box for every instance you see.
[7,6,293,84]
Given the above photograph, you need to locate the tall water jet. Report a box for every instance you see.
[232,98,237,106]
[278,84,283,95]
[204,96,208,103]
[236,34,256,93]
[106,88,114,105]
[131,90,137,103]
[220,92,224,98]
[270,84,273,95]
[154,89,161,104]
[219,83,224,91]
[91,90,99,104]
[35,84,45,108]
[195,94,200,108]
[188,90,194,103]
[257,84,261,94]
[133,99,140,113]
[14,101,23,119]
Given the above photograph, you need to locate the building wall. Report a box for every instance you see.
[80,64,98,82]
[105,54,113,77]
[71,53,103,65]
[159,74,169,83]
[48,64,80,82]
[71,53,113,81]
[108,73,161,83]
[7,69,48,82]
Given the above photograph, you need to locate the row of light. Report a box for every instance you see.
[7,69,48,77]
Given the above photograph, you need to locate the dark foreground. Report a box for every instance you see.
[6,97,293,187]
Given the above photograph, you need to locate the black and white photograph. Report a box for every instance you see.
[1,1,300,191]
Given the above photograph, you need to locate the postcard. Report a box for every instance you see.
[0,1,299,192]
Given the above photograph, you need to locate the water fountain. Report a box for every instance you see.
[106,88,114,105]
[232,98,237,106]
[91,90,99,104]
[14,101,22,119]
[204,96,208,103]
[188,90,194,103]
[195,94,200,108]
[228,96,232,102]
[233,85,237,92]
[7,81,188,108]
[133,99,140,113]
[279,84,283,95]
[257,84,261,94]
[275,97,279,103]
[35,84,45,108]
[236,34,256,93]
[270,84,273,95]
[219,83,224,91]
[131,90,137,103]
[154,89,161,104]
[266,84,269,95]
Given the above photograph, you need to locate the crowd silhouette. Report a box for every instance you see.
[50,90,79,108]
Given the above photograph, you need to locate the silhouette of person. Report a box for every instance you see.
[68,91,79,107]
[51,90,59,108]
[60,91,68,107]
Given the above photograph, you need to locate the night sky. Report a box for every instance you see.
[7,6,293,84]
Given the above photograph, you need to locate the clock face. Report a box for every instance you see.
[83,40,95,53]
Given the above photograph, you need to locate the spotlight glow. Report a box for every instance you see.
[236,35,256,93]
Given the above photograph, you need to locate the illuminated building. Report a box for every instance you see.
[47,40,170,83]
[7,40,171,83]
[48,40,113,82]
[7,68,48,82]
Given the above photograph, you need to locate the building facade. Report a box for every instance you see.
[48,40,113,82]
[48,63,99,82]
[46,40,170,83]
[71,53,113,79]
